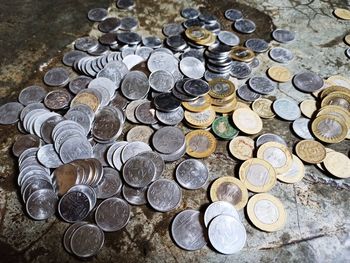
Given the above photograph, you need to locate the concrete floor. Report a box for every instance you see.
[0,0,349,262]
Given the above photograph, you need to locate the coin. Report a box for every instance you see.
[43,67,69,87]
[185,130,217,158]
[175,159,208,189]
[154,93,181,112]
[311,114,348,143]
[323,151,350,179]
[321,91,350,111]
[210,176,248,210]
[12,134,42,157]
[25,189,58,220]
[293,71,324,93]
[225,9,243,21]
[218,31,240,46]
[257,142,293,174]
[212,116,239,140]
[208,215,246,254]
[121,141,152,163]
[230,61,252,79]
[122,185,148,205]
[18,85,47,106]
[182,95,210,113]
[126,125,154,144]
[273,98,301,121]
[345,34,350,45]
[334,8,350,20]
[272,29,295,43]
[252,98,275,119]
[123,156,156,188]
[180,57,205,79]
[184,107,216,127]
[230,46,255,62]
[204,201,240,227]
[37,144,63,169]
[87,8,108,22]
[0,102,24,124]
[71,90,100,112]
[63,222,88,254]
[295,140,326,164]
[135,101,157,125]
[44,89,71,110]
[292,118,314,139]
[121,71,149,100]
[239,158,277,192]
[248,76,276,95]
[229,136,255,161]
[267,66,292,82]
[94,167,122,199]
[152,126,185,154]
[156,107,184,126]
[181,7,200,19]
[277,154,305,183]
[92,106,122,142]
[237,84,261,102]
[256,133,287,147]
[208,78,235,99]
[234,19,256,34]
[245,38,269,53]
[247,193,286,232]
[269,47,294,63]
[232,108,263,134]
[149,70,175,92]
[58,191,91,222]
[300,99,317,118]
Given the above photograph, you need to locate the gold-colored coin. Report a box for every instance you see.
[316,105,350,128]
[184,107,216,127]
[252,98,275,119]
[182,95,212,112]
[320,85,350,99]
[210,94,236,106]
[247,193,287,232]
[71,91,100,112]
[300,99,317,118]
[208,78,236,99]
[185,26,208,41]
[257,142,293,174]
[334,8,350,20]
[185,130,217,158]
[295,140,326,164]
[230,46,255,62]
[323,151,350,178]
[229,136,255,161]
[211,99,237,114]
[277,154,305,184]
[210,176,249,210]
[197,32,216,46]
[312,114,348,143]
[232,108,263,134]
[345,34,350,46]
[239,158,276,193]
[267,66,292,82]
[321,91,350,111]
[327,75,350,89]
[316,147,335,171]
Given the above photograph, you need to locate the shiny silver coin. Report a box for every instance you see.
[166,35,188,51]
[18,85,47,106]
[237,84,261,102]
[43,67,69,87]
[248,76,276,95]
[121,141,152,163]
[92,143,111,167]
[22,179,54,203]
[70,223,104,258]
[230,61,252,79]
[99,17,121,33]
[112,144,128,170]
[125,99,148,123]
[245,38,269,53]
[95,197,130,232]
[198,12,218,24]
[204,70,230,82]
[154,93,181,112]
[181,7,200,19]
[20,102,46,121]
[120,16,138,31]
[74,36,99,52]
[117,0,135,10]
[63,222,88,254]
[218,31,240,46]
[142,36,162,48]
[292,117,314,139]
[63,50,87,67]
[175,159,209,190]
[60,136,93,163]
[147,179,182,212]
[122,185,148,205]
[204,22,221,33]
[135,101,158,124]
[0,102,24,124]
[183,79,210,97]
[69,76,92,94]
[26,189,58,220]
[234,19,256,34]
[163,23,184,37]
[109,91,129,110]
[106,141,127,167]
[93,167,122,199]
[149,70,175,92]
[99,32,118,45]
[97,61,126,85]
[37,144,63,169]
[183,18,205,29]
[87,8,108,22]
[68,184,97,210]
[156,106,184,126]
[148,51,178,73]
[123,155,156,188]
[269,47,294,63]
[256,133,287,147]
[180,57,205,79]
[346,48,350,59]
[158,139,186,162]
[204,201,240,227]
[225,9,243,21]
[152,126,185,154]
[208,215,246,254]
[273,98,301,121]
[293,71,324,93]
[121,71,149,100]
[171,210,207,251]
[58,191,91,222]
[272,29,295,43]
[88,77,116,98]
[122,54,144,70]
[137,151,165,181]
[64,110,92,135]
[117,32,141,45]
[135,46,153,60]
[248,57,260,68]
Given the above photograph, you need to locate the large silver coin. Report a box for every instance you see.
[68,184,97,210]
[156,107,184,126]
[121,141,152,163]
[94,167,123,199]
[292,118,314,139]
[237,84,261,102]
[95,197,130,232]
[58,191,91,222]
[234,19,256,34]
[147,179,182,212]
[171,210,207,251]
[180,57,205,79]
[272,29,295,43]
[147,51,178,73]
[135,101,157,124]
[269,47,294,63]
[0,102,24,124]
[256,133,287,147]
[208,215,246,254]
[137,151,165,180]
[175,159,209,190]
[123,156,156,188]
[273,98,301,121]
[230,61,252,79]
[204,201,240,227]
[149,70,175,92]
[121,71,149,100]
[43,67,69,87]
[18,85,47,106]
[59,137,93,163]
[87,8,108,22]
[152,126,185,154]
[293,71,324,93]
[122,185,148,205]
[248,76,276,95]
[26,189,58,220]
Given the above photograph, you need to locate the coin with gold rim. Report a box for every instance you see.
[208,78,236,99]
[257,142,292,174]
[320,86,350,99]
[277,154,305,183]
[185,26,207,41]
[267,66,292,82]
[184,108,216,127]
[327,75,350,89]
[211,94,236,106]
[232,108,263,134]
[252,98,275,119]
[295,140,326,164]
[316,105,350,128]
[185,130,217,158]
[211,99,237,114]
[182,95,212,112]
[230,46,255,62]
[311,114,348,143]
[321,91,350,111]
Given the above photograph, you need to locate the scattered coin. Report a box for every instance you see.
[252,98,275,119]
[292,118,314,140]
[234,19,256,34]
[43,67,69,87]
[295,140,326,164]
[232,108,263,134]
[277,154,305,183]
[272,29,295,43]
[229,136,255,161]
[323,151,350,179]
[269,47,294,63]
[334,8,350,20]
[245,38,269,53]
[175,159,209,189]
[152,126,185,154]
[293,71,324,93]
[212,116,239,140]
[249,76,276,95]
[273,98,301,121]
[256,133,287,148]
[185,130,217,158]
[204,201,240,227]
[267,66,292,82]
[87,8,108,22]
[300,99,317,118]
[0,102,24,124]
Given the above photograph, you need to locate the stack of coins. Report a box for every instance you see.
[208,78,237,113]
[184,26,216,48]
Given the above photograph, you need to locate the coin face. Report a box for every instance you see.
[210,176,248,210]
[152,126,185,154]
[26,189,58,220]
[0,102,24,124]
[229,136,255,161]
[154,93,181,112]
[311,114,348,143]
[234,19,256,33]
[257,142,292,174]
[334,8,350,20]
[175,159,209,189]
[126,125,154,144]
[323,151,350,179]
[247,193,286,232]
[237,84,261,102]
[232,108,263,134]
[185,130,217,158]
[180,57,205,79]
[273,98,301,121]
[277,154,305,183]
[184,107,216,127]
[58,191,91,222]
[267,66,292,82]
[293,71,324,92]
[212,116,239,140]
[43,67,69,87]
[269,47,294,63]
[123,156,156,188]
[204,201,240,227]
[292,118,314,139]
[252,98,275,119]
[208,78,235,98]
[256,133,287,147]
[182,95,211,112]
[239,158,277,192]
[122,185,148,205]
[245,38,269,53]
[300,99,317,118]
[93,168,123,199]
[295,140,326,164]
[272,29,295,43]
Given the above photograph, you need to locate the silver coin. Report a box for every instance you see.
[158,139,186,162]
[121,141,152,163]
[135,46,153,60]
[59,191,91,222]
[99,17,121,33]
[88,8,108,22]
[117,0,135,10]
[26,189,58,220]
[95,197,130,232]
[147,179,182,212]
[237,84,261,102]
[273,98,301,121]
[175,159,208,190]
[208,215,246,254]
[292,118,314,139]
[117,32,141,45]
[234,19,256,34]
[20,102,46,121]
[156,106,184,126]
[70,223,104,258]
[248,76,276,95]
[75,36,99,52]
[163,23,184,37]
[166,35,187,51]
[142,36,162,48]
[137,151,165,180]
[106,141,127,168]
[126,125,154,144]
[122,185,148,205]
[204,201,240,227]
[64,110,92,135]
[69,76,92,94]
[123,155,156,188]
[180,57,205,79]
[121,71,149,100]
[69,184,97,210]
[230,61,252,79]
[0,102,24,124]
[183,79,209,97]
[149,70,175,92]
[37,144,63,169]
[112,144,128,170]
[63,222,88,254]
[269,47,294,63]
[245,38,269,53]
[122,54,144,69]
[148,51,178,73]
[92,106,122,142]
[88,77,116,98]
[204,70,230,81]
[153,93,181,112]
[256,133,287,147]
[92,143,112,167]
[272,29,295,43]
[225,9,243,21]
[181,8,200,19]
[218,31,240,46]
[182,49,205,62]
[171,210,206,251]
[152,126,185,154]
[120,16,138,31]
[135,101,157,124]
[97,61,126,86]
[18,85,47,106]
[183,18,205,29]
[22,179,54,203]
[346,48,350,59]
[63,50,88,67]
[293,71,324,93]
[59,136,93,163]
[43,67,69,87]
[125,100,147,123]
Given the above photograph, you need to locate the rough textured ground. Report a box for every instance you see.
[0,0,349,262]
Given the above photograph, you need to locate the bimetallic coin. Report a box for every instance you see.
[323,151,350,179]
[293,71,324,93]
[232,108,263,135]
[182,95,211,112]
[267,66,292,83]
[273,98,301,121]
[43,67,69,87]
[212,116,239,140]
[292,118,314,139]
[208,78,235,99]
[175,159,209,189]
[277,154,305,183]
[171,210,206,251]
[180,57,205,79]
[186,130,217,158]
[252,98,275,119]
[184,108,216,128]
[247,193,286,232]
[152,126,185,154]
[312,114,348,143]
[229,136,255,161]
[0,102,24,124]
[295,140,326,164]
[234,19,256,34]
[26,189,58,220]
[272,29,295,43]
[123,156,156,188]
[269,47,294,64]
[256,133,287,148]
[204,201,240,227]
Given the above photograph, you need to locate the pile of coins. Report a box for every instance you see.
[0,0,349,259]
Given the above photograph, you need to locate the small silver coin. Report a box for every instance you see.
[63,222,88,254]
[256,133,287,147]
[135,101,158,125]
[121,141,152,163]
[58,191,91,222]
[147,179,182,212]
[166,35,188,51]
[123,155,156,188]
[171,210,207,251]
[234,19,256,34]
[237,84,261,102]
[68,184,97,210]
[26,189,58,220]
[152,126,185,154]
[218,31,240,46]
[198,12,218,24]
[117,0,135,10]
[0,102,24,124]
[148,51,178,73]
[111,143,128,170]
[204,201,240,227]
[183,79,210,97]
[181,7,200,19]
[37,144,63,169]
[292,118,314,139]
[65,110,92,135]
[248,76,276,95]
[120,16,138,31]
[122,185,148,205]
[20,102,46,121]
[63,50,88,67]
[75,36,99,52]
[43,67,69,87]
[204,70,230,81]
[163,23,184,37]
[95,197,130,232]
[69,76,92,94]
[230,61,252,79]
[273,98,301,121]
[18,85,47,106]
[272,29,295,43]
[225,9,243,21]
[92,107,122,142]
[117,32,141,45]
[156,106,184,126]
[293,71,324,93]
[88,8,108,22]
[142,36,162,48]
[180,57,205,79]
[154,93,181,112]
[59,136,93,163]
[99,17,121,33]
[183,18,205,29]
[99,32,118,45]
[137,151,165,180]
[149,70,175,92]
[125,99,148,123]
[121,71,149,100]
[245,38,269,53]
[175,159,209,190]
[269,47,294,63]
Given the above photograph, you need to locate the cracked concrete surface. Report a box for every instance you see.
[0,0,349,262]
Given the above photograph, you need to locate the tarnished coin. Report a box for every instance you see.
[171,210,206,251]
[239,158,277,193]
[122,185,148,205]
[248,76,276,95]
[95,197,130,232]
[58,191,91,222]
[212,116,239,140]
[232,108,263,135]
[152,126,185,154]
[256,133,287,148]
[69,76,92,94]
[92,106,122,142]
[117,0,135,10]
[277,154,305,183]
[154,93,181,112]
[175,159,208,189]
[273,98,301,121]
[44,89,71,110]
[267,66,292,82]
[234,19,256,34]
[99,17,121,33]
[43,67,69,87]
[137,151,164,180]
[60,136,93,163]
[210,176,248,210]
[147,179,182,212]
[323,151,350,179]
[0,102,24,124]
[142,36,162,48]
[71,90,100,112]
[311,114,348,143]
[295,140,326,164]
[272,29,295,43]
[123,156,156,188]
[135,101,157,125]
[247,193,286,232]
[121,71,149,100]
[63,50,88,67]
[183,79,209,97]
[120,16,138,31]
[245,38,269,53]
[208,215,246,254]
[204,201,240,227]
[218,31,240,46]
[93,167,122,199]
[269,47,294,63]
[180,57,205,79]
[237,84,261,102]
[149,70,175,92]
[163,23,184,37]
[292,118,314,139]
[185,130,217,158]
[257,142,293,174]
[26,189,58,220]
[184,107,216,127]
[121,141,152,163]
[12,134,42,157]
[293,71,324,93]
[74,36,99,52]
[252,98,275,119]
[18,85,47,106]
[126,125,154,144]
[300,99,317,118]
[229,136,255,161]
